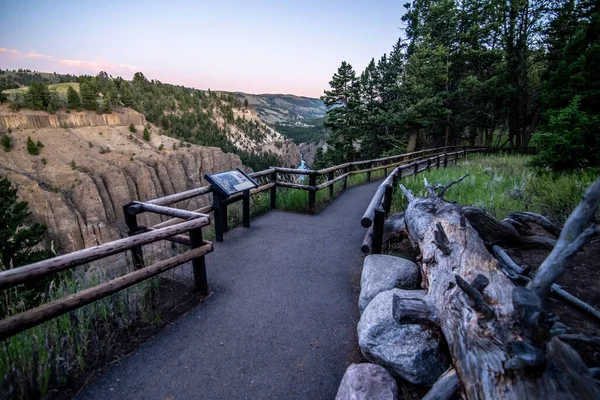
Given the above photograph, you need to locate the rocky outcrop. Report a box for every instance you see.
[357,289,450,385]
[359,255,420,314]
[0,107,145,130]
[0,113,242,274]
[335,363,398,400]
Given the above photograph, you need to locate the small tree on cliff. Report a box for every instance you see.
[143,127,150,141]
[0,176,51,271]
[66,85,81,109]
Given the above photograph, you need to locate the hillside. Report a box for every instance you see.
[234,92,326,124]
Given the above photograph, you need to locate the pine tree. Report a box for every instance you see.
[66,86,81,109]
[143,127,150,141]
[0,176,51,270]
[79,82,97,110]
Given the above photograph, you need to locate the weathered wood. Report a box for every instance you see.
[392,290,437,325]
[315,172,350,190]
[493,246,600,321]
[151,205,213,229]
[422,369,459,400]
[131,201,208,220]
[529,178,600,299]
[0,217,210,290]
[250,168,276,178]
[400,188,600,399]
[0,243,213,340]
[464,206,557,249]
[276,181,315,191]
[146,185,212,206]
[509,211,562,237]
[273,166,319,176]
[317,163,350,175]
[361,227,373,254]
[361,185,386,228]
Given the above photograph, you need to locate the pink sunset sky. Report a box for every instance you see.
[0,1,405,98]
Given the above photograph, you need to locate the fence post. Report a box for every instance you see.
[436,155,440,169]
[372,208,385,254]
[343,167,348,190]
[382,184,393,215]
[444,153,448,168]
[213,193,224,242]
[223,200,229,233]
[123,203,144,269]
[367,162,372,182]
[413,162,419,176]
[308,174,316,213]
[242,189,250,228]
[328,171,334,198]
[189,227,208,294]
[426,157,431,170]
[270,171,277,209]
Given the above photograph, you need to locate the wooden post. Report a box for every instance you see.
[343,167,348,190]
[189,228,208,294]
[444,153,448,168]
[213,193,224,242]
[436,155,440,169]
[222,201,229,233]
[123,203,144,269]
[413,162,419,176]
[382,184,393,215]
[328,171,334,198]
[372,207,385,254]
[427,157,431,170]
[367,162,372,182]
[270,171,277,209]
[308,174,317,212]
[242,189,250,228]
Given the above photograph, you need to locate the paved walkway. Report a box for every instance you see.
[79,180,382,400]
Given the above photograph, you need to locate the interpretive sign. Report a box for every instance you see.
[205,168,258,197]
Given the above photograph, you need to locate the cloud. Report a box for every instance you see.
[26,51,51,59]
[58,59,138,73]
[0,48,51,59]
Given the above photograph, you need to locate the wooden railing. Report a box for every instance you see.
[0,202,213,340]
[0,145,515,340]
[359,146,535,254]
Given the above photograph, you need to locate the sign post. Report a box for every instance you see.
[205,168,258,242]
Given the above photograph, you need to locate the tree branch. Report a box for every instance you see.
[399,183,414,202]
[529,178,600,299]
[509,211,562,237]
[438,174,469,199]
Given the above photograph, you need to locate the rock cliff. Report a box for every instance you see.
[0,108,242,273]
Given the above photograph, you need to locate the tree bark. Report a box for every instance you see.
[398,188,599,399]
[406,127,419,153]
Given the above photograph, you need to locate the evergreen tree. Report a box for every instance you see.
[79,82,97,110]
[0,176,51,270]
[26,136,39,155]
[143,127,150,141]
[66,85,81,109]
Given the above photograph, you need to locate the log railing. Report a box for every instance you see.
[360,147,534,254]
[0,203,213,341]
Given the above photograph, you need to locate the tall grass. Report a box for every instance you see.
[390,154,598,223]
[1,267,161,399]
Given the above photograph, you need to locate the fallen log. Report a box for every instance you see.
[397,178,600,399]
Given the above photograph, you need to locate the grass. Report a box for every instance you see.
[2,82,79,96]
[0,268,161,399]
[390,154,598,223]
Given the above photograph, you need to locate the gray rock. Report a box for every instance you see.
[335,363,398,400]
[357,289,450,386]
[359,255,420,314]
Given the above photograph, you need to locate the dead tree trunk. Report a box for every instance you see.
[397,178,600,399]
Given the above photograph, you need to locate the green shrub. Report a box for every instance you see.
[27,137,39,155]
[70,160,77,170]
[129,124,136,133]
[158,143,164,151]
[1,135,11,152]
[36,140,44,149]
[143,127,150,141]
[41,158,47,165]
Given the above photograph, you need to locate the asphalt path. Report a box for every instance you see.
[78,180,381,400]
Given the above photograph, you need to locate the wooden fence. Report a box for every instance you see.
[0,145,510,340]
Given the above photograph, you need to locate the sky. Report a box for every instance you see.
[0,0,406,98]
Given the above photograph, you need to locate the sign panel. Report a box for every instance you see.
[205,168,258,197]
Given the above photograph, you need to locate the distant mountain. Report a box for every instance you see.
[235,93,326,125]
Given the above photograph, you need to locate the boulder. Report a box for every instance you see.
[359,255,420,314]
[358,289,450,386]
[335,363,398,400]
